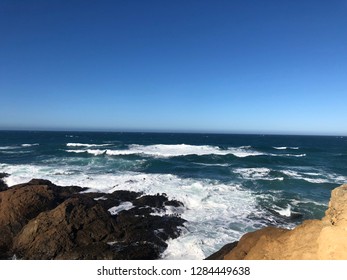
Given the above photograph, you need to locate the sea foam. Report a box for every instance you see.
[66,143,111,147]
[108,202,134,215]
[233,167,284,181]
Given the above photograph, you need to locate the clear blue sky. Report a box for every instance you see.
[1,0,346,135]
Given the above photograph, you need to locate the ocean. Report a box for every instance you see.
[1,131,346,259]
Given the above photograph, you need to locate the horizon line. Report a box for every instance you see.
[0,128,346,137]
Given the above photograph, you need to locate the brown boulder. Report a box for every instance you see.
[0,179,83,256]
[13,196,117,259]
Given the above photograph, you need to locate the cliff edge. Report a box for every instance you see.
[211,184,347,260]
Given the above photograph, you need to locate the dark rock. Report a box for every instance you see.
[57,242,114,260]
[290,211,304,220]
[109,242,160,260]
[0,173,9,179]
[205,242,238,260]
[0,180,8,192]
[113,210,185,251]
[110,190,143,201]
[84,190,142,211]
[0,173,9,192]
[164,200,184,207]
[119,206,153,217]
[133,194,169,209]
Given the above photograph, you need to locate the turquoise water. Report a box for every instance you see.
[1,131,346,259]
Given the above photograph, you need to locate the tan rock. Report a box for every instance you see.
[222,184,347,260]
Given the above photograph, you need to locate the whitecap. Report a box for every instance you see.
[0,146,19,150]
[275,204,292,217]
[0,150,32,154]
[194,163,230,167]
[66,149,107,155]
[67,144,266,158]
[126,144,231,157]
[326,174,347,184]
[282,153,306,157]
[66,143,111,148]
[227,147,265,157]
[233,167,283,181]
[281,170,338,184]
[67,144,265,158]
[21,143,39,147]
[290,199,327,207]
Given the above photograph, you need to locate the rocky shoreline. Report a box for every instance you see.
[208,184,347,260]
[2,173,346,260]
[0,176,185,260]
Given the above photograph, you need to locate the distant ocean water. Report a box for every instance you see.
[1,131,346,259]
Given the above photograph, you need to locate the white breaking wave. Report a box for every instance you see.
[65,144,267,158]
[281,169,347,184]
[65,149,108,155]
[290,198,327,207]
[66,143,111,148]
[279,153,306,158]
[65,144,306,158]
[0,150,32,154]
[226,147,265,157]
[194,163,230,167]
[21,143,39,147]
[274,204,292,217]
[233,167,284,181]
[0,146,19,150]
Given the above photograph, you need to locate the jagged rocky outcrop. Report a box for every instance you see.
[0,179,185,260]
[209,184,347,260]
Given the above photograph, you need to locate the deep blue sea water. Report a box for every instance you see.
[1,131,347,259]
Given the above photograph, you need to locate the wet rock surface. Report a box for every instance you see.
[0,179,185,260]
